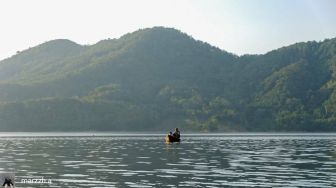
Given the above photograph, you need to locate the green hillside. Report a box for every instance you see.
[0,27,335,131]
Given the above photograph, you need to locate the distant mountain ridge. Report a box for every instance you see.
[0,27,335,131]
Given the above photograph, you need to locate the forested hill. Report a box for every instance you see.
[0,27,335,131]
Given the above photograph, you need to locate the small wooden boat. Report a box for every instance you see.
[165,135,180,142]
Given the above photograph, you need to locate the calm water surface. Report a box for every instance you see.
[0,133,335,187]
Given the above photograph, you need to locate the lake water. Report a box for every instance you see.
[0,133,335,187]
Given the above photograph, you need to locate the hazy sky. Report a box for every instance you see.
[0,0,335,60]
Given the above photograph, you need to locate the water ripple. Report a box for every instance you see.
[0,134,334,187]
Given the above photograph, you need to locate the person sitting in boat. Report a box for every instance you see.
[173,128,180,139]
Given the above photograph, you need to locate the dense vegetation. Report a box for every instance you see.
[0,27,335,131]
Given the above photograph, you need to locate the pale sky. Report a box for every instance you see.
[0,0,335,60]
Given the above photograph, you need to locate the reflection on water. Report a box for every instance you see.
[0,134,335,187]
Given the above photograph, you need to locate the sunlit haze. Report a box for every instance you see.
[0,0,335,60]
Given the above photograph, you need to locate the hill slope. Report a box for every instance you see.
[0,27,335,131]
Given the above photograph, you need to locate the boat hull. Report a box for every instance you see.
[165,135,180,142]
